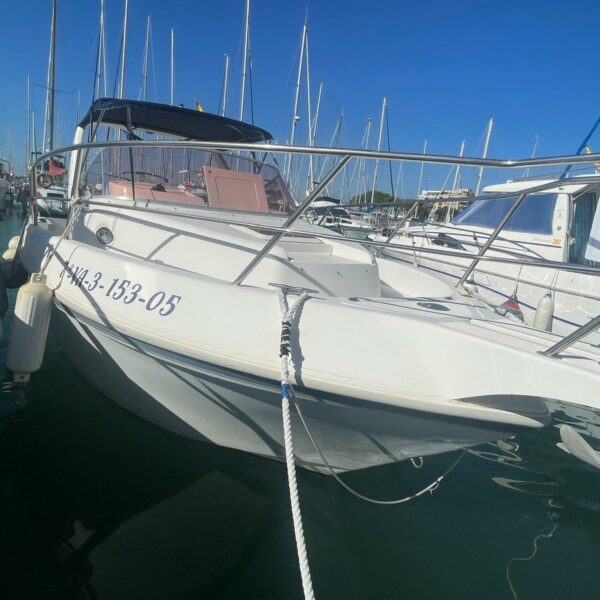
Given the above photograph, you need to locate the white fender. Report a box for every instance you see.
[6,273,54,382]
[533,292,554,331]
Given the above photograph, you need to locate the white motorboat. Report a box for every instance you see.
[373,177,600,339]
[13,99,600,474]
[35,184,69,217]
[305,198,374,238]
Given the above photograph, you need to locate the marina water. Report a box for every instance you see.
[1,212,599,599]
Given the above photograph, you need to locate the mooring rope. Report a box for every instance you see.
[293,395,466,505]
[277,286,468,598]
[278,288,314,600]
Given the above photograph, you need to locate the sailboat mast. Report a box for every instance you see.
[221,54,230,116]
[312,82,323,146]
[475,117,493,195]
[357,118,372,201]
[8,130,12,173]
[42,0,57,152]
[416,139,428,198]
[32,111,37,159]
[311,82,323,186]
[370,96,386,203]
[285,22,307,182]
[305,26,313,193]
[452,139,466,191]
[26,74,30,169]
[118,0,128,99]
[95,0,107,98]
[239,0,250,120]
[141,16,151,101]
[522,135,539,178]
[101,0,107,97]
[170,28,174,105]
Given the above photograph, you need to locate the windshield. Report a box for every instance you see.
[81,146,296,214]
[452,193,558,234]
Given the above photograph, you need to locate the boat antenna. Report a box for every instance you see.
[559,117,600,180]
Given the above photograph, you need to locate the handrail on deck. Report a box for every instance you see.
[29,139,600,281]
[540,314,600,358]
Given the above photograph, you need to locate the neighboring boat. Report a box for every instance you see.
[35,171,69,217]
[373,177,600,339]
[31,0,68,219]
[15,99,600,474]
[304,198,374,238]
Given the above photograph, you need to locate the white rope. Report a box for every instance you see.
[278,289,314,600]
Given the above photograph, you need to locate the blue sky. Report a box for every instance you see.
[1,0,600,194]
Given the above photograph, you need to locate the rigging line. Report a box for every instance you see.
[31,82,74,95]
[285,27,304,86]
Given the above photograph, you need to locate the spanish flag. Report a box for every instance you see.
[195,99,204,112]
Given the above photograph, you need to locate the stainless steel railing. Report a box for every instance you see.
[29,139,600,354]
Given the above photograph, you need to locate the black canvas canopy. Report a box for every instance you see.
[79,98,273,143]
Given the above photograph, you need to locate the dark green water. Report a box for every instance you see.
[1,211,600,599]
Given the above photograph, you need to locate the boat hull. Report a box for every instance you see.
[49,300,534,474]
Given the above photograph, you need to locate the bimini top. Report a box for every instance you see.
[78,98,273,143]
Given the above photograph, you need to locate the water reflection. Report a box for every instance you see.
[2,212,600,598]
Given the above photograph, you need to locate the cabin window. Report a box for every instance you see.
[569,192,598,264]
[452,193,558,234]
